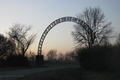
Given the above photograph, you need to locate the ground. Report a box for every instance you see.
[18,67,120,80]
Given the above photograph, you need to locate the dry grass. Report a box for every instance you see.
[17,67,120,80]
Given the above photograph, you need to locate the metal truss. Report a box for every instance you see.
[37,16,93,55]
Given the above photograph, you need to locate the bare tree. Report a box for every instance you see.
[47,49,57,60]
[0,34,15,59]
[58,52,64,60]
[64,52,71,60]
[29,51,36,60]
[69,51,78,60]
[116,33,120,46]
[72,7,113,47]
[64,51,77,60]
[7,23,36,56]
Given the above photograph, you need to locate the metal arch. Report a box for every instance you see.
[38,16,93,55]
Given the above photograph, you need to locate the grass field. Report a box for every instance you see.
[18,67,120,80]
[0,60,79,71]
[44,60,79,66]
[29,60,79,67]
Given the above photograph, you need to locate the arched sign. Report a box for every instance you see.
[38,16,93,55]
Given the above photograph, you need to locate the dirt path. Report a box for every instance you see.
[0,65,79,80]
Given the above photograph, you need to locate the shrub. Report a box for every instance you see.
[77,45,120,72]
[77,45,112,71]
[6,55,29,67]
[0,59,7,68]
[106,46,120,72]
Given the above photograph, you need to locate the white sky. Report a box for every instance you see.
[0,0,120,55]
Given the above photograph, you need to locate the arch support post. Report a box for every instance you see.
[36,55,44,66]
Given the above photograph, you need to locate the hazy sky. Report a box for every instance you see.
[0,0,120,55]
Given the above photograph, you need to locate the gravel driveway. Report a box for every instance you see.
[0,65,79,80]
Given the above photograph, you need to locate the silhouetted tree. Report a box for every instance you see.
[116,33,120,46]
[47,49,57,60]
[69,51,78,60]
[64,52,71,60]
[64,51,77,60]
[29,51,36,60]
[58,52,64,60]
[0,34,15,59]
[72,7,113,47]
[7,23,36,56]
